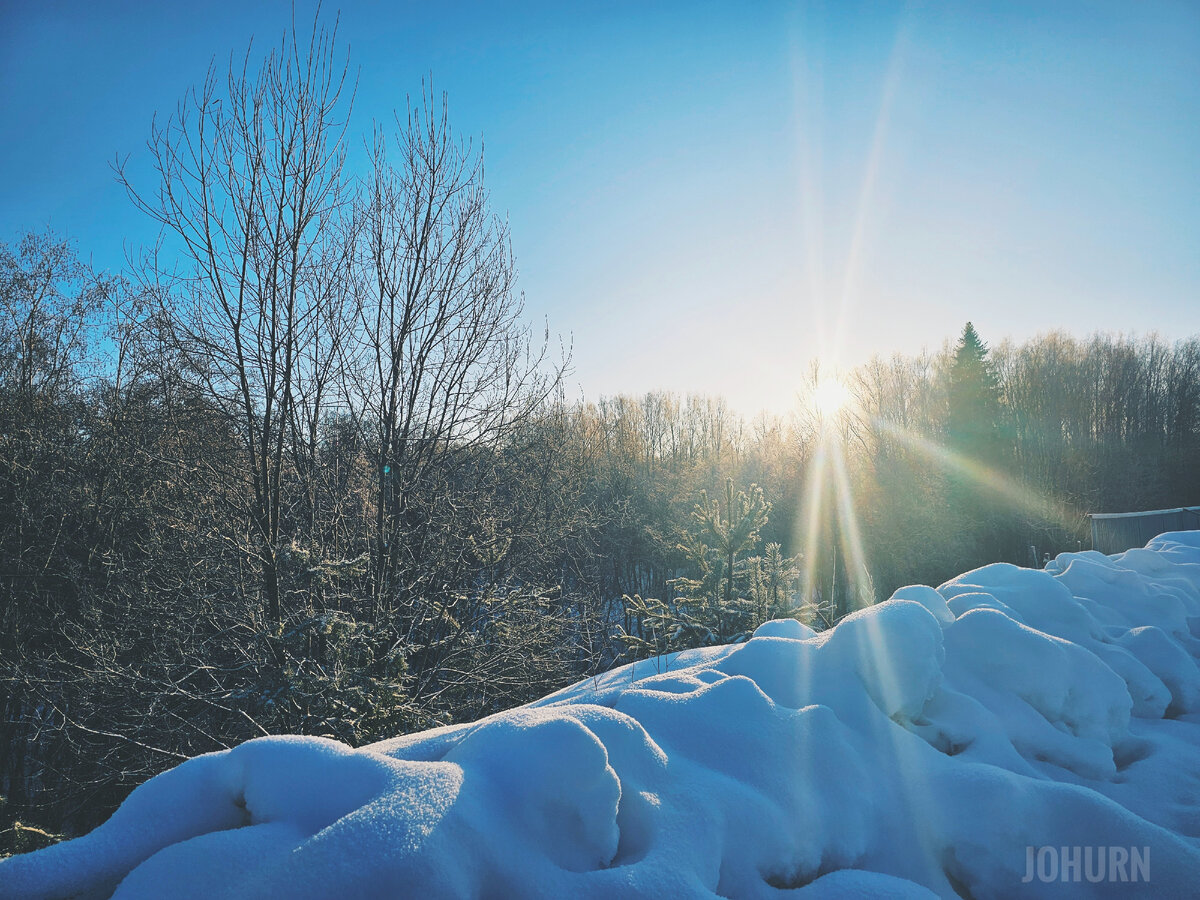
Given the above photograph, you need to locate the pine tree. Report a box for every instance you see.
[748,542,803,624]
[617,480,786,657]
[944,322,1018,566]
[693,479,771,609]
[947,322,1002,461]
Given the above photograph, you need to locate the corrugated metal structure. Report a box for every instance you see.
[1088,507,1200,554]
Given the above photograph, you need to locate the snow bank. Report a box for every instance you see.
[6,533,1200,898]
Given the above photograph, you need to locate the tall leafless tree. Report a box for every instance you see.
[119,13,353,628]
[345,86,563,613]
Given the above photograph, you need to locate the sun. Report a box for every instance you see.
[812,376,851,416]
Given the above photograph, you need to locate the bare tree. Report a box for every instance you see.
[345,86,562,612]
[118,13,353,628]
[0,230,107,401]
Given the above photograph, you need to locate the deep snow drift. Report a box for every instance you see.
[6,534,1200,898]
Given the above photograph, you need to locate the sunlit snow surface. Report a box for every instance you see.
[6,534,1200,898]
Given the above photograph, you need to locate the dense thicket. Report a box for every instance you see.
[4,20,1200,854]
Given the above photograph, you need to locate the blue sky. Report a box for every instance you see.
[2,1,1197,415]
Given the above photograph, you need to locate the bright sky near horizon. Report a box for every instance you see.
[2,1,1198,417]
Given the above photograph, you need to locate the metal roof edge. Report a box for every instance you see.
[1087,506,1200,520]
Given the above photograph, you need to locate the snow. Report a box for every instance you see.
[6,533,1200,898]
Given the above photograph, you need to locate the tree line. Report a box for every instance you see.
[3,15,1199,852]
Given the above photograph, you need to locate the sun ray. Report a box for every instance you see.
[831,20,911,365]
[828,437,873,609]
[786,4,830,346]
[870,416,1085,536]
[799,434,830,609]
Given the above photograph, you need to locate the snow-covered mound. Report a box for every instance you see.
[6,534,1200,899]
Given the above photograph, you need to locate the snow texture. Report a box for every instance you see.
[6,533,1200,898]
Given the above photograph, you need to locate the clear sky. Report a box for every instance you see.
[3,1,1198,416]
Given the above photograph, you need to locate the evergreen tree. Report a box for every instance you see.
[947,322,1003,462]
[618,480,795,657]
[944,322,1019,566]
[748,542,805,624]
[693,479,771,609]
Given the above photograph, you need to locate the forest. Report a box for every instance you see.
[2,18,1199,854]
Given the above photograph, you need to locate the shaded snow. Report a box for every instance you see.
[6,533,1200,898]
